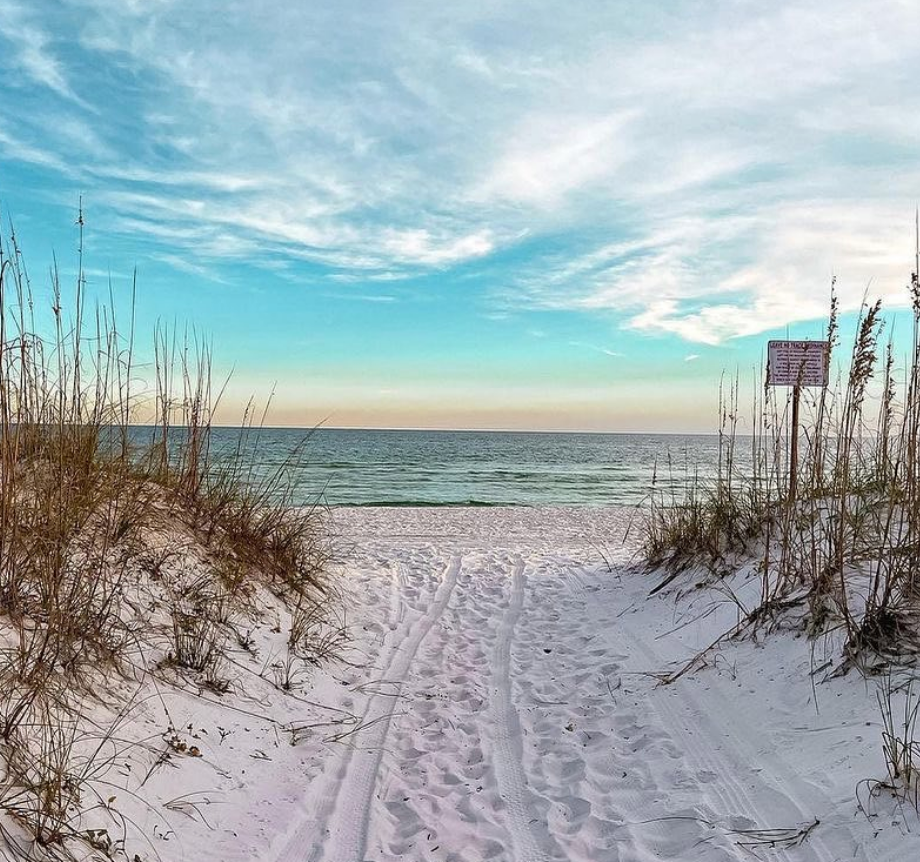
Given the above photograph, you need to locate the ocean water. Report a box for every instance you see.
[190,427,726,507]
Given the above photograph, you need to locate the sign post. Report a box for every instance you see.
[789,382,801,501]
[766,340,829,502]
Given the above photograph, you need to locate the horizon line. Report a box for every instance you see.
[130,423,721,436]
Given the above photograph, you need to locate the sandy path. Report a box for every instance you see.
[267,507,876,862]
[488,557,565,862]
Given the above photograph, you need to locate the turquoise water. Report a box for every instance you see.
[175,427,726,507]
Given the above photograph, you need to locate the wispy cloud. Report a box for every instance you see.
[506,200,916,344]
[324,292,397,303]
[569,341,623,358]
[148,252,228,283]
[0,128,74,174]
[0,1,81,101]
[1,0,918,344]
[477,112,637,207]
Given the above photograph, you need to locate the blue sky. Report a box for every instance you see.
[0,0,918,431]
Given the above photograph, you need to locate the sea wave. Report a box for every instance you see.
[338,499,525,508]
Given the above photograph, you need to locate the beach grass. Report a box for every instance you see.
[643,265,920,667]
[641,267,920,807]
[0,217,333,857]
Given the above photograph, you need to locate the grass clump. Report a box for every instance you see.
[878,677,920,797]
[0,214,334,858]
[643,246,920,668]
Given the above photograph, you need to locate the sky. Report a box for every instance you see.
[0,0,918,432]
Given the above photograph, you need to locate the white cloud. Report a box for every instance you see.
[0,1,85,102]
[324,293,397,303]
[0,128,73,174]
[2,0,919,342]
[508,200,917,343]
[478,112,637,207]
[381,228,494,266]
[569,341,623,358]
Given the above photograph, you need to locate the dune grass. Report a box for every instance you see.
[0,217,333,858]
[642,261,920,809]
[644,265,920,666]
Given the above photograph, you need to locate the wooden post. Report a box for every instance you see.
[789,384,801,503]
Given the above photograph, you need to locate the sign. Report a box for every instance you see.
[767,340,829,388]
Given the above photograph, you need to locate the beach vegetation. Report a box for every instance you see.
[0,216,333,858]
[642,258,920,811]
[644,258,920,669]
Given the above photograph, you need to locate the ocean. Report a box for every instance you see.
[192,427,726,507]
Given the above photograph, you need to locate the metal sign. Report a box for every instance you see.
[767,340,829,388]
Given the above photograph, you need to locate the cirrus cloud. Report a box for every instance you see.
[0,0,917,344]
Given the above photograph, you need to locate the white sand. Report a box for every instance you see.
[101,506,915,860]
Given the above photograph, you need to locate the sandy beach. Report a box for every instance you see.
[94,504,903,862]
[4,3,918,857]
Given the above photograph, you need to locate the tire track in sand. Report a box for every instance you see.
[489,556,565,862]
[618,610,856,862]
[279,554,461,862]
